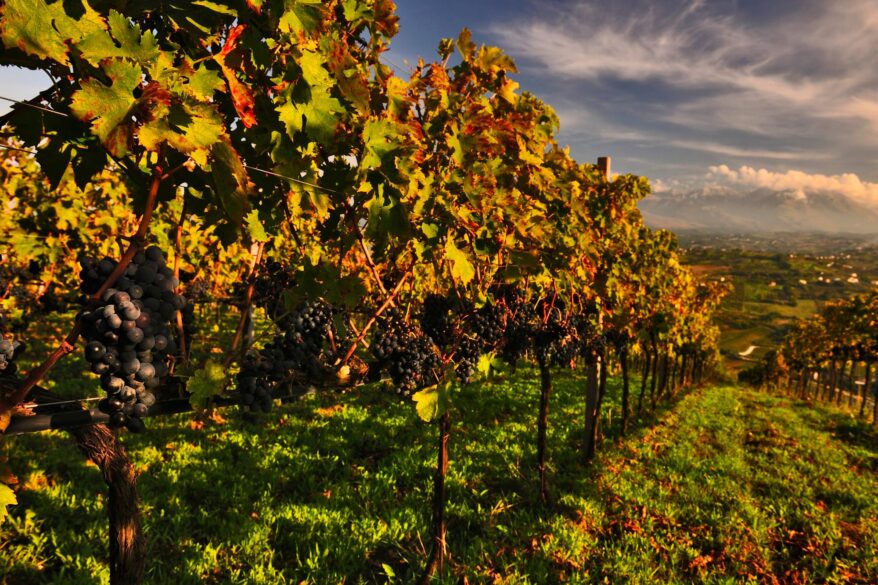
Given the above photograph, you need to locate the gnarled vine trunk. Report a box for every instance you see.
[69,424,145,585]
[636,350,651,416]
[619,346,630,437]
[583,354,600,464]
[419,411,450,584]
[536,356,552,502]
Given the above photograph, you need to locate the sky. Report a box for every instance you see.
[2,0,877,227]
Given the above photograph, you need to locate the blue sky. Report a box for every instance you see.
[3,0,878,215]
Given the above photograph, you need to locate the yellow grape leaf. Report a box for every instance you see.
[0,483,15,524]
[445,239,475,285]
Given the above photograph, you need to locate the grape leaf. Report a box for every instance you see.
[362,118,401,170]
[445,238,475,285]
[138,102,225,163]
[277,89,344,147]
[279,0,326,34]
[277,50,345,146]
[187,359,226,410]
[214,24,256,128]
[244,209,269,242]
[0,0,100,65]
[0,483,15,525]
[411,380,451,422]
[78,10,159,66]
[70,59,142,157]
[210,137,251,226]
[185,66,225,102]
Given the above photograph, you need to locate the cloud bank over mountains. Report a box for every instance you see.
[640,166,878,233]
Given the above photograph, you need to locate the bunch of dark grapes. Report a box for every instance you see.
[235,300,338,412]
[79,247,186,432]
[574,316,604,359]
[248,261,296,321]
[454,336,482,384]
[533,308,571,365]
[372,310,441,396]
[468,302,506,347]
[235,345,285,413]
[419,294,456,348]
[182,277,212,302]
[497,289,536,366]
[278,300,334,376]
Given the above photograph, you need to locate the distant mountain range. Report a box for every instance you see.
[639,186,878,234]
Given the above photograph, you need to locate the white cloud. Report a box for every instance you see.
[708,165,878,208]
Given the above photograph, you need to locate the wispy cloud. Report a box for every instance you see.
[490,0,878,158]
[668,140,817,161]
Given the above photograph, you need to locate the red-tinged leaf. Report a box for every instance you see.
[214,24,257,128]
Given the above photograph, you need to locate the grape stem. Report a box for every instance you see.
[171,199,189,369]
[224,241,265,369]
[0,166,165,416]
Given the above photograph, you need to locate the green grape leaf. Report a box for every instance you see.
[139,101,224,163]
[78,10,159,66]
[187,359,226,410]
[244,209,269,242]
[362,118,402,169]
[0,0,100,65]
[210,137,250,226]
[421,223,440,239]
[186,66,225,102]
[278,0,326,34]
[277,88,344,147]
[70,59,142,157]
[445,238,475,285]
[277,50,345,146]
[0,483,15,524]
[412,379,452,422]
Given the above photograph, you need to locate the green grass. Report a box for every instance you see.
[2,375,876,584]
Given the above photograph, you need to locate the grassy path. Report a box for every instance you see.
[587,387,877,584]
[1,378,876,584]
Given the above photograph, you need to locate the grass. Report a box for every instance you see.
[2,370,876,584]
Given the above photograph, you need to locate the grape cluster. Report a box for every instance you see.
[235,348,282,413]
[372,310,441,396]
[79,247,186,432]
[574,316,604,359]
[469,302,506,347]
[454,336,482,384]
[235,300,337,412]
[249,261,296,321]
[495,287,535,366]
[419,294,456,348]
[533,307,571,365]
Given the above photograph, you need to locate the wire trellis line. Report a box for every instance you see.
[0,95,68,117]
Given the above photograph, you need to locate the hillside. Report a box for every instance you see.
[3,375,875,583]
